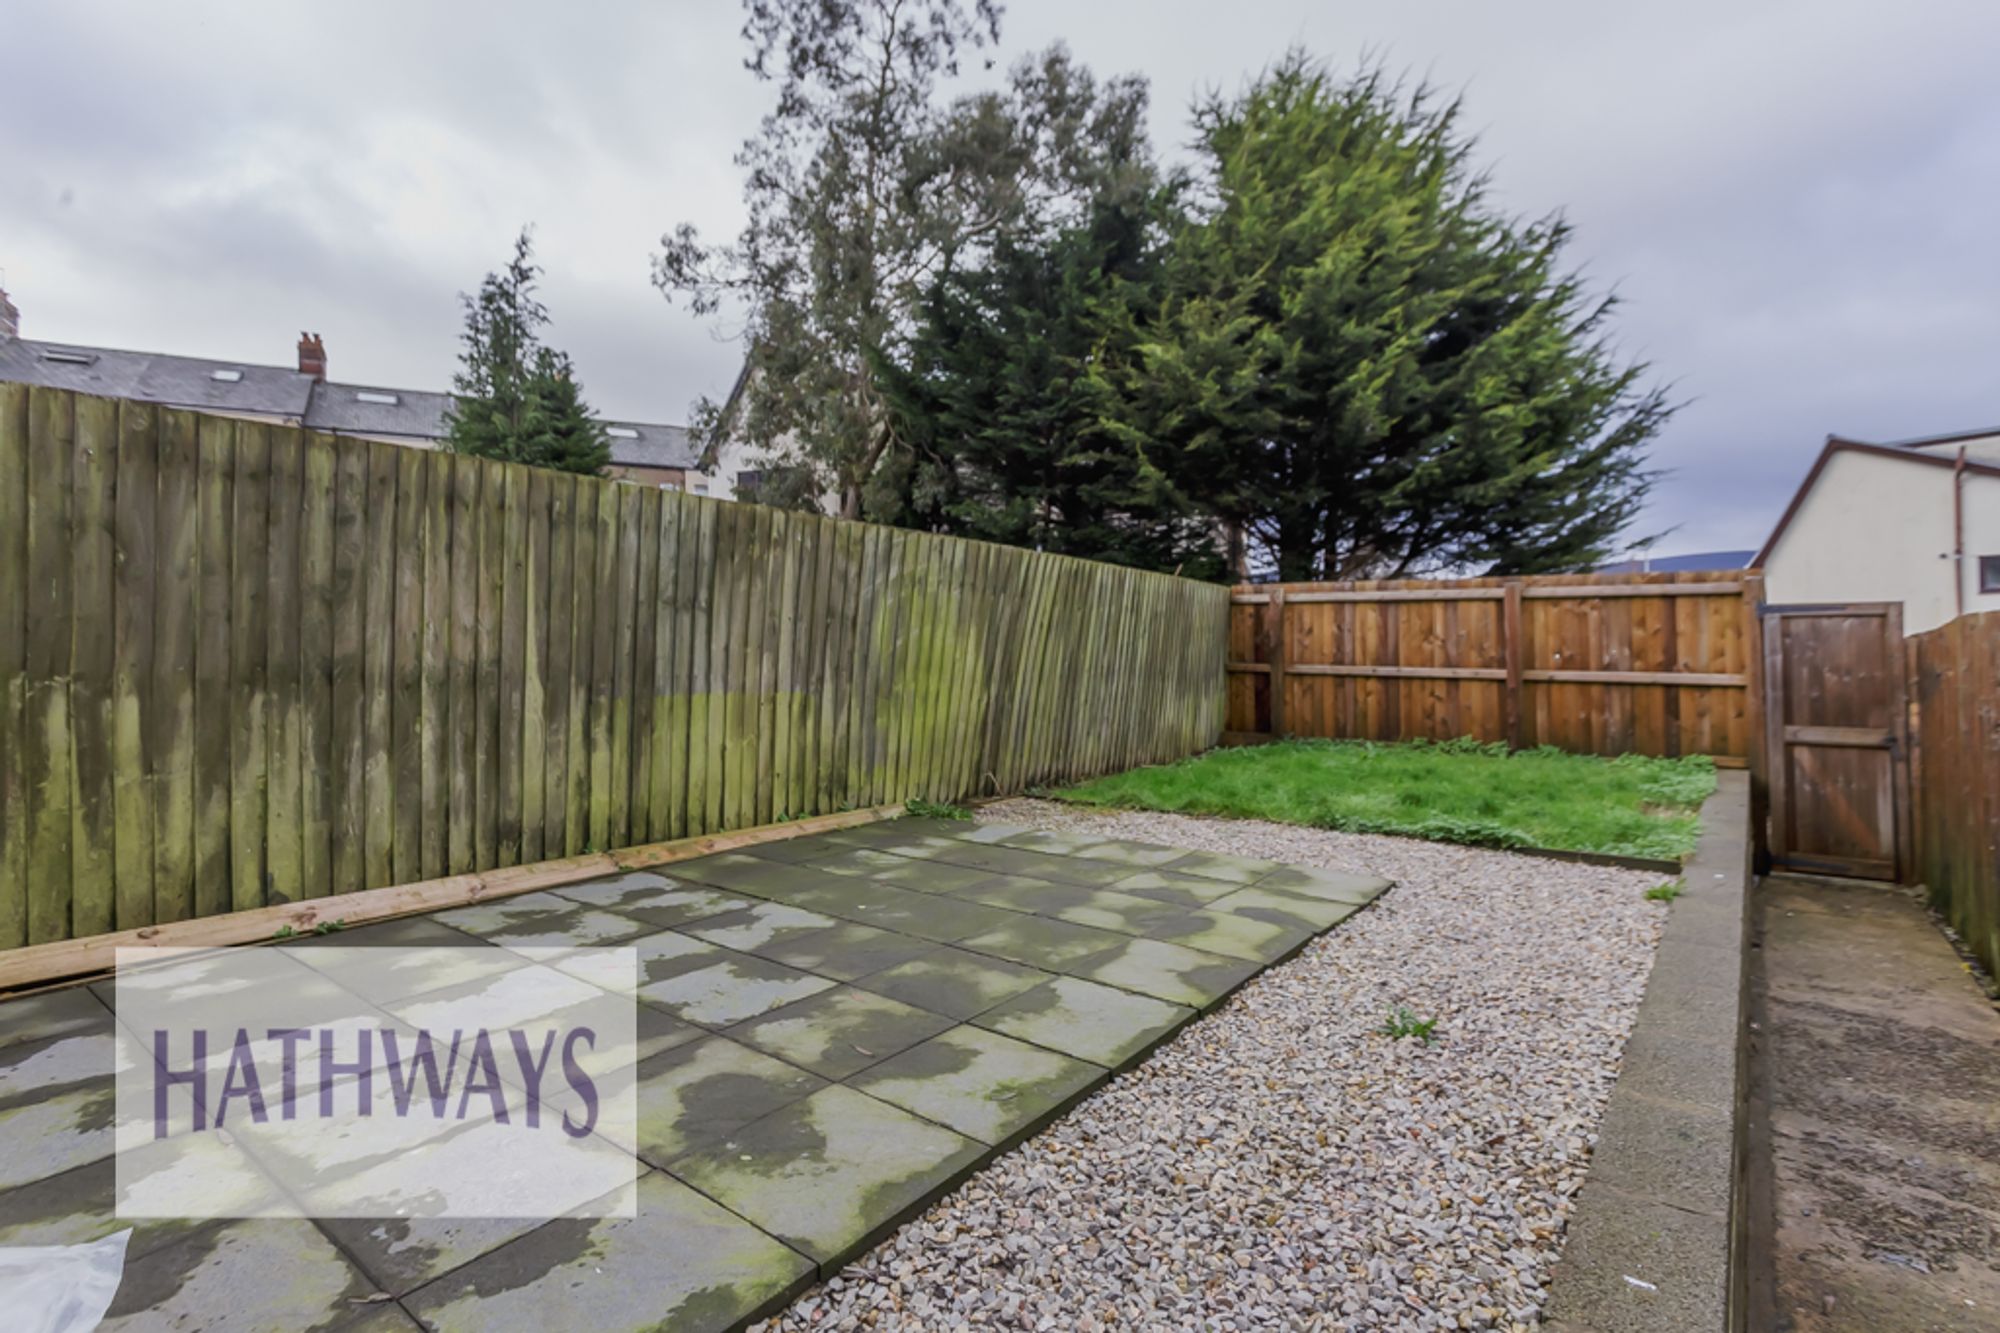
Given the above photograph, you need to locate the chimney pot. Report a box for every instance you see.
[297,331,326,381]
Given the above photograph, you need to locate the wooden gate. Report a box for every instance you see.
[1762,603,1911,880]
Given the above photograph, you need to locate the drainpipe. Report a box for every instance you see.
[1954,446,1967,620]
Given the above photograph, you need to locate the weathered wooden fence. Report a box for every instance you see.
[1227,571,1759,762]
[0,385,1227,947]
[1908,611,2000,976]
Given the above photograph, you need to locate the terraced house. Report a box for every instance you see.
[0,286,704,492]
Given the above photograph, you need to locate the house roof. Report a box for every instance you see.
[1754,436,2000,568]
[602,421,697,470]
[0,333,697,469]
[301,380,454,439]
[1868,424,2000,451]
[0,336,315,418]
[1598,549,1755,574]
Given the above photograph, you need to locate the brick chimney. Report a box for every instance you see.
[0,287,18,342]
[297,331,326,380]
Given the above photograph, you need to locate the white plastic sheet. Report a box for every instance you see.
[0,1229,129,1333]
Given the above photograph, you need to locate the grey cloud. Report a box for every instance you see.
[3,0,1995,559]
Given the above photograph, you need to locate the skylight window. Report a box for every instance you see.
[210,369,243,383]
[40,349,96,365]
[355,391,398,405]
[606,426,639,439]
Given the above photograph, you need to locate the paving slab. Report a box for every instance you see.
[935,820,1045,845]
[854,856,1009,894]
[0,1029,119,1106]
[956,914,1131,969]
[1073,936,1260,1009]
[780,880,1021,942]
[669,1083,985,1272]
[0,1131,289,1261]
[551,873,755,929]
[773,844,910,877]
[0,813,1395,1333]
[285,918,526,1002]
[319,1211,553,1297]
[631,1035,828,1166]
[632,942,837,1027]
[724,986,954,1080]
[386,962,610,1036]
[955,878,1187,935]
[851,947,1053,1020]
[404,1171,814,1333]
[683,901,844,954]
[432,891,655,950]
[1105,868,1245,908]
[742,920,937,981]
[1139,906,1307,961]
[1253,865,1392,904]
[667,851,838,898]
[1157,849,1290,884]
[972,976,1193,1068]
[1204,885,1362,932]
[100,1217,400,1331]
[0,1080,117,1191]
[896,839,1137,887]
[0,985,111,1050]
[847,1025,1105,1146]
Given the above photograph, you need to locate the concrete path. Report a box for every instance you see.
[0,815,1387,1332]
[1750,875,2000,1331]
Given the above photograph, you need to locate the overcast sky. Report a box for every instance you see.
[4,1,1996,557]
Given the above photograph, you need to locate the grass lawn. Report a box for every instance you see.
[1054,738,1716,860]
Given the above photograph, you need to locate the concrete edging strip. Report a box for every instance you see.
[1542,770,1752,1332]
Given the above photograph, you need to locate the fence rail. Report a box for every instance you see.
[0,385,1227,948]
[1227,571,1759,761]
[1908,610,2000,976]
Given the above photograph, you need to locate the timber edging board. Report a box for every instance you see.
[0,801,909,994]
[1541,771,1753,1333]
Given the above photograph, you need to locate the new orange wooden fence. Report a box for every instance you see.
[0,385,1228,948]
[1908,610,2000,976]
[1227,572,1760,762]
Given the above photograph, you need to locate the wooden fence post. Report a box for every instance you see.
[1741,572,1768,871]
[1502,580,1524,750]
[1268,586,1288,738]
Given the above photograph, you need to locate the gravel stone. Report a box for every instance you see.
[749,800,1664,1332]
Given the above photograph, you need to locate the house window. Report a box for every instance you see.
[1980,555,2000,594]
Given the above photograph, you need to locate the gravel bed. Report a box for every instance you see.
[754,800,1666,1332]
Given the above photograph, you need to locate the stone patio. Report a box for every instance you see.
[0,815,1388,1332]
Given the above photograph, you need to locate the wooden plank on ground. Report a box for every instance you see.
[0,800,912,993]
